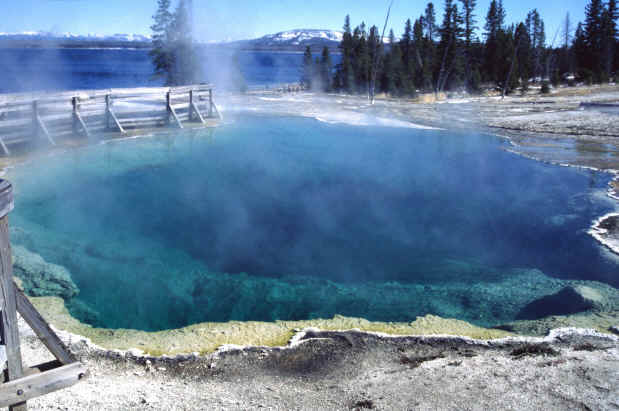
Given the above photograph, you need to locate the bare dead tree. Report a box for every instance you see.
[369,0,394,104]
[562,12,573,49]
[544,26,561,84]
[436,34,455,95]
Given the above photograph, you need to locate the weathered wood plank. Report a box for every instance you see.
[117,113,168,122]
[73,112,91,139]
[0,181,13,219]
[209,89,213,118]
[165,92,183,129]
[0,362,87,408]
[110,92,166,100]
[107,108,126,134]
[20,360,62,378]
[0,137,11,156]
[15,288,75,365]
[0,182,26,410]
[36,115,56,146]
[191,102,206,124]
[169,106,183,129]
[211,101,222,120]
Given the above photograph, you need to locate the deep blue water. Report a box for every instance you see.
[0,48,327,93]
[8,116,619,330]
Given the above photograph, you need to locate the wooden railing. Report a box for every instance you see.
[0,180,87,410]
[0,84,221,155]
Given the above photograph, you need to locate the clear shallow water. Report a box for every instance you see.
[8,115,619,330]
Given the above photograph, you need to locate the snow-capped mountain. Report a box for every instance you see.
[261,29,343,45]
[0,29,343,51]
[228,29,344,51]
[0,31,151,46]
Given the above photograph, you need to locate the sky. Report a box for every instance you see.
[2,0,588,45]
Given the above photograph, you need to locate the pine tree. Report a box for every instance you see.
[301,46,314,89]
[412,18,426,89]
[150,0,174,84]
[459,0,478,91]
[483,0,501,84]
[497,0,506,29]
[339,15,355,92]
[602,0,618,78]
[584,0,605,80]
[401,18,414,91]
[460,0,477,48]
[369,24,385,101]
[573,22,591,82]
[320,47,333,92]
[425,3,437,40]
[436,0,464,92]
[484,0,500,38]
[382,30,404,95]
[525,9,545,81]
[497,25,518,95]
[515,22,532,92]
[353,23,371,93]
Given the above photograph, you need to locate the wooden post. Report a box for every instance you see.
[71,97,91,139]
[31,101,38,141]
[71,97,78,136]
[0,137,10,156]
[105,95,111,130]
[165,91,183,129]
[0,180,26,411]
[104,95,125,135]
[209,89,213,118]
[166,91,171,125]
[188,90,194,122]
[32,101,55,146]
[189,89,205,124]
[0,179,87,409]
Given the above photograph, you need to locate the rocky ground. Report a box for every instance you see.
[18,320,619,410]
[4,84,619,410]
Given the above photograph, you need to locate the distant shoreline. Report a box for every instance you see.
[0,42,341,53]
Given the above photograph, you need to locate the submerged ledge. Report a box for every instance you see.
[28,293,619,357]
[29,295,511,356]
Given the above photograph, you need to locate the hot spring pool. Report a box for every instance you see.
[7,115,619,331]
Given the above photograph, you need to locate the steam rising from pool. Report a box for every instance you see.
[8,115,619,331]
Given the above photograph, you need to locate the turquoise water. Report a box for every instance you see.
[8,115,619,330]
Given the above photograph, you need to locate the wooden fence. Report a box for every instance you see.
[0,180,87,410]
[0,84,221,156]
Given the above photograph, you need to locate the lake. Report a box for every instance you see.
[0,48,331,93]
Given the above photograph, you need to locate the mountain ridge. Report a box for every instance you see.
[0,29,343,51]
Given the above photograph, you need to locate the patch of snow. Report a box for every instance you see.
[261,29,343,44]
[0,31,151,42]
[589,212,619,254]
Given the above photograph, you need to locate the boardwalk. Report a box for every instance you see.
[0,85,221,155]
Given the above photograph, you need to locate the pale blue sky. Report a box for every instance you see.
[3,0,587,44]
